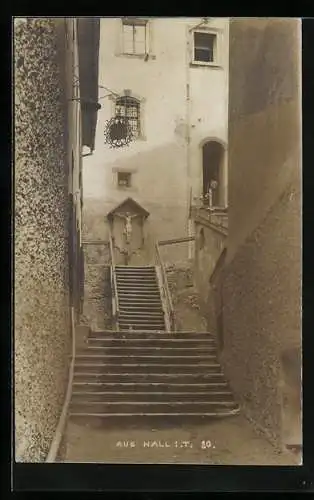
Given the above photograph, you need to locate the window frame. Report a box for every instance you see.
[115,95,141,139]
[117,171,132,188]
[121,17,149,57]
[190,27,222,68]
[115,169,134,190]
[109,91,146,141]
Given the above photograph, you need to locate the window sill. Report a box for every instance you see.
[115,52,156,61]
[112,166,138,173]
[190,61,223,69]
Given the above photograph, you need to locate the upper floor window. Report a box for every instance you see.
[191,29,220,66]
[115,95,141,138]
[122,18,148,56]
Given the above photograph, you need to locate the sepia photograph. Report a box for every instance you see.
[14,16,302,468]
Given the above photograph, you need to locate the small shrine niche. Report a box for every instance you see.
[107,197,150,265]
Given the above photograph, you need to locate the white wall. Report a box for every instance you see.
[83,17,229,254]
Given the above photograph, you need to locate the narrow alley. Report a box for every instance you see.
[14,17,302,477]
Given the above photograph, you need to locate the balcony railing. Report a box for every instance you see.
[191,201,228,232]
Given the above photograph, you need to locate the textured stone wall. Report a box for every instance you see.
[227,18,301,260]
[221,174,301,448]
[80,200,112,331]
[14,18,70,461]
[219,18,302,449]
[80,243,112,331]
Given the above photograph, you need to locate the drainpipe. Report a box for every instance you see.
[186,26,193,261]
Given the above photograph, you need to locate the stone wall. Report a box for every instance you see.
[193,220,227,314]
[220,18,302,450]
[80,242,112,331]
[221,174,301,448]
[14,18,70,461]
[227,18,301,261]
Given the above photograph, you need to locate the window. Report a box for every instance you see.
[115,95,140,138]
[122,18,148,55]
[192,31,218,65]
[117,172,132,188]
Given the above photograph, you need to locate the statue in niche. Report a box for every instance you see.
[115,211,138,245]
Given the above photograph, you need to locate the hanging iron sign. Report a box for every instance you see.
[104,116,133,148]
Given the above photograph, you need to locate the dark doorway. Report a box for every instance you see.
[202,141,224,207]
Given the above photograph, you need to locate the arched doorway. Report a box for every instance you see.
[202,141,225,207]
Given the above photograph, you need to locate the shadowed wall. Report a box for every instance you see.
[220,18,301,448]
[14,18,71,462]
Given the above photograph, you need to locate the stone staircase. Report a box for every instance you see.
[69,329,240,418]
[115,265,166,332]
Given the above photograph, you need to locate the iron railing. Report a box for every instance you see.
[154,241,176,332]
[108,227,119,330]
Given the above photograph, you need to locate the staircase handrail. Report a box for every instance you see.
[108,227,119,327]
[155,241,176,332]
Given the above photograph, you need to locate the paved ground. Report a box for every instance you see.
[63,414,300,465]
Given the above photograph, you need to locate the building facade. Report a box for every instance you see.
[83,17,229,264]
[14,17,99,462]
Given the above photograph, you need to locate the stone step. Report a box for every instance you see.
[117,283,159,293]
[74,363,222,374]
[117,279,158,284]
[116,278,158,283]
[117,288,159,293]
[116,274,156,277]
[116,270,156,275]
[118,298,162,304]
[75,354,217,365]
[118,318,165,324]
[87,338,216,348]
[79,346,217,355]
[72,381,229,392]
[118,320,166,326]
[116,274,156,278]
[119,326,166,332]
[118,309,164,315]
[118,311,164,316]
[118,316,165,323]
[117,314,164,320]
[70,409,240,419]
[118,296,160,300]
[116,266,155,269]
[73,372,226,383]
[118,305,164,311]
[70,400,239,415]
[87,330,217,340]
[118,327,166,332]
[118,312,165,318]
[116,278,157,282]
[71,390,234,403]
[118,291,161,297]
